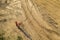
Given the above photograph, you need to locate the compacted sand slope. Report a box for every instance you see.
[0,0,60,40]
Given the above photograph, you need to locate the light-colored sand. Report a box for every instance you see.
[0,0,60,40]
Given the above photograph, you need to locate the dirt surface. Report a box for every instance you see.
[0,0,60,40]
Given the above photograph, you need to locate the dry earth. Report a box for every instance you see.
[0,0,60,40]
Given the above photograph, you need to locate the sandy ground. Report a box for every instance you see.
[0,0,60,40]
